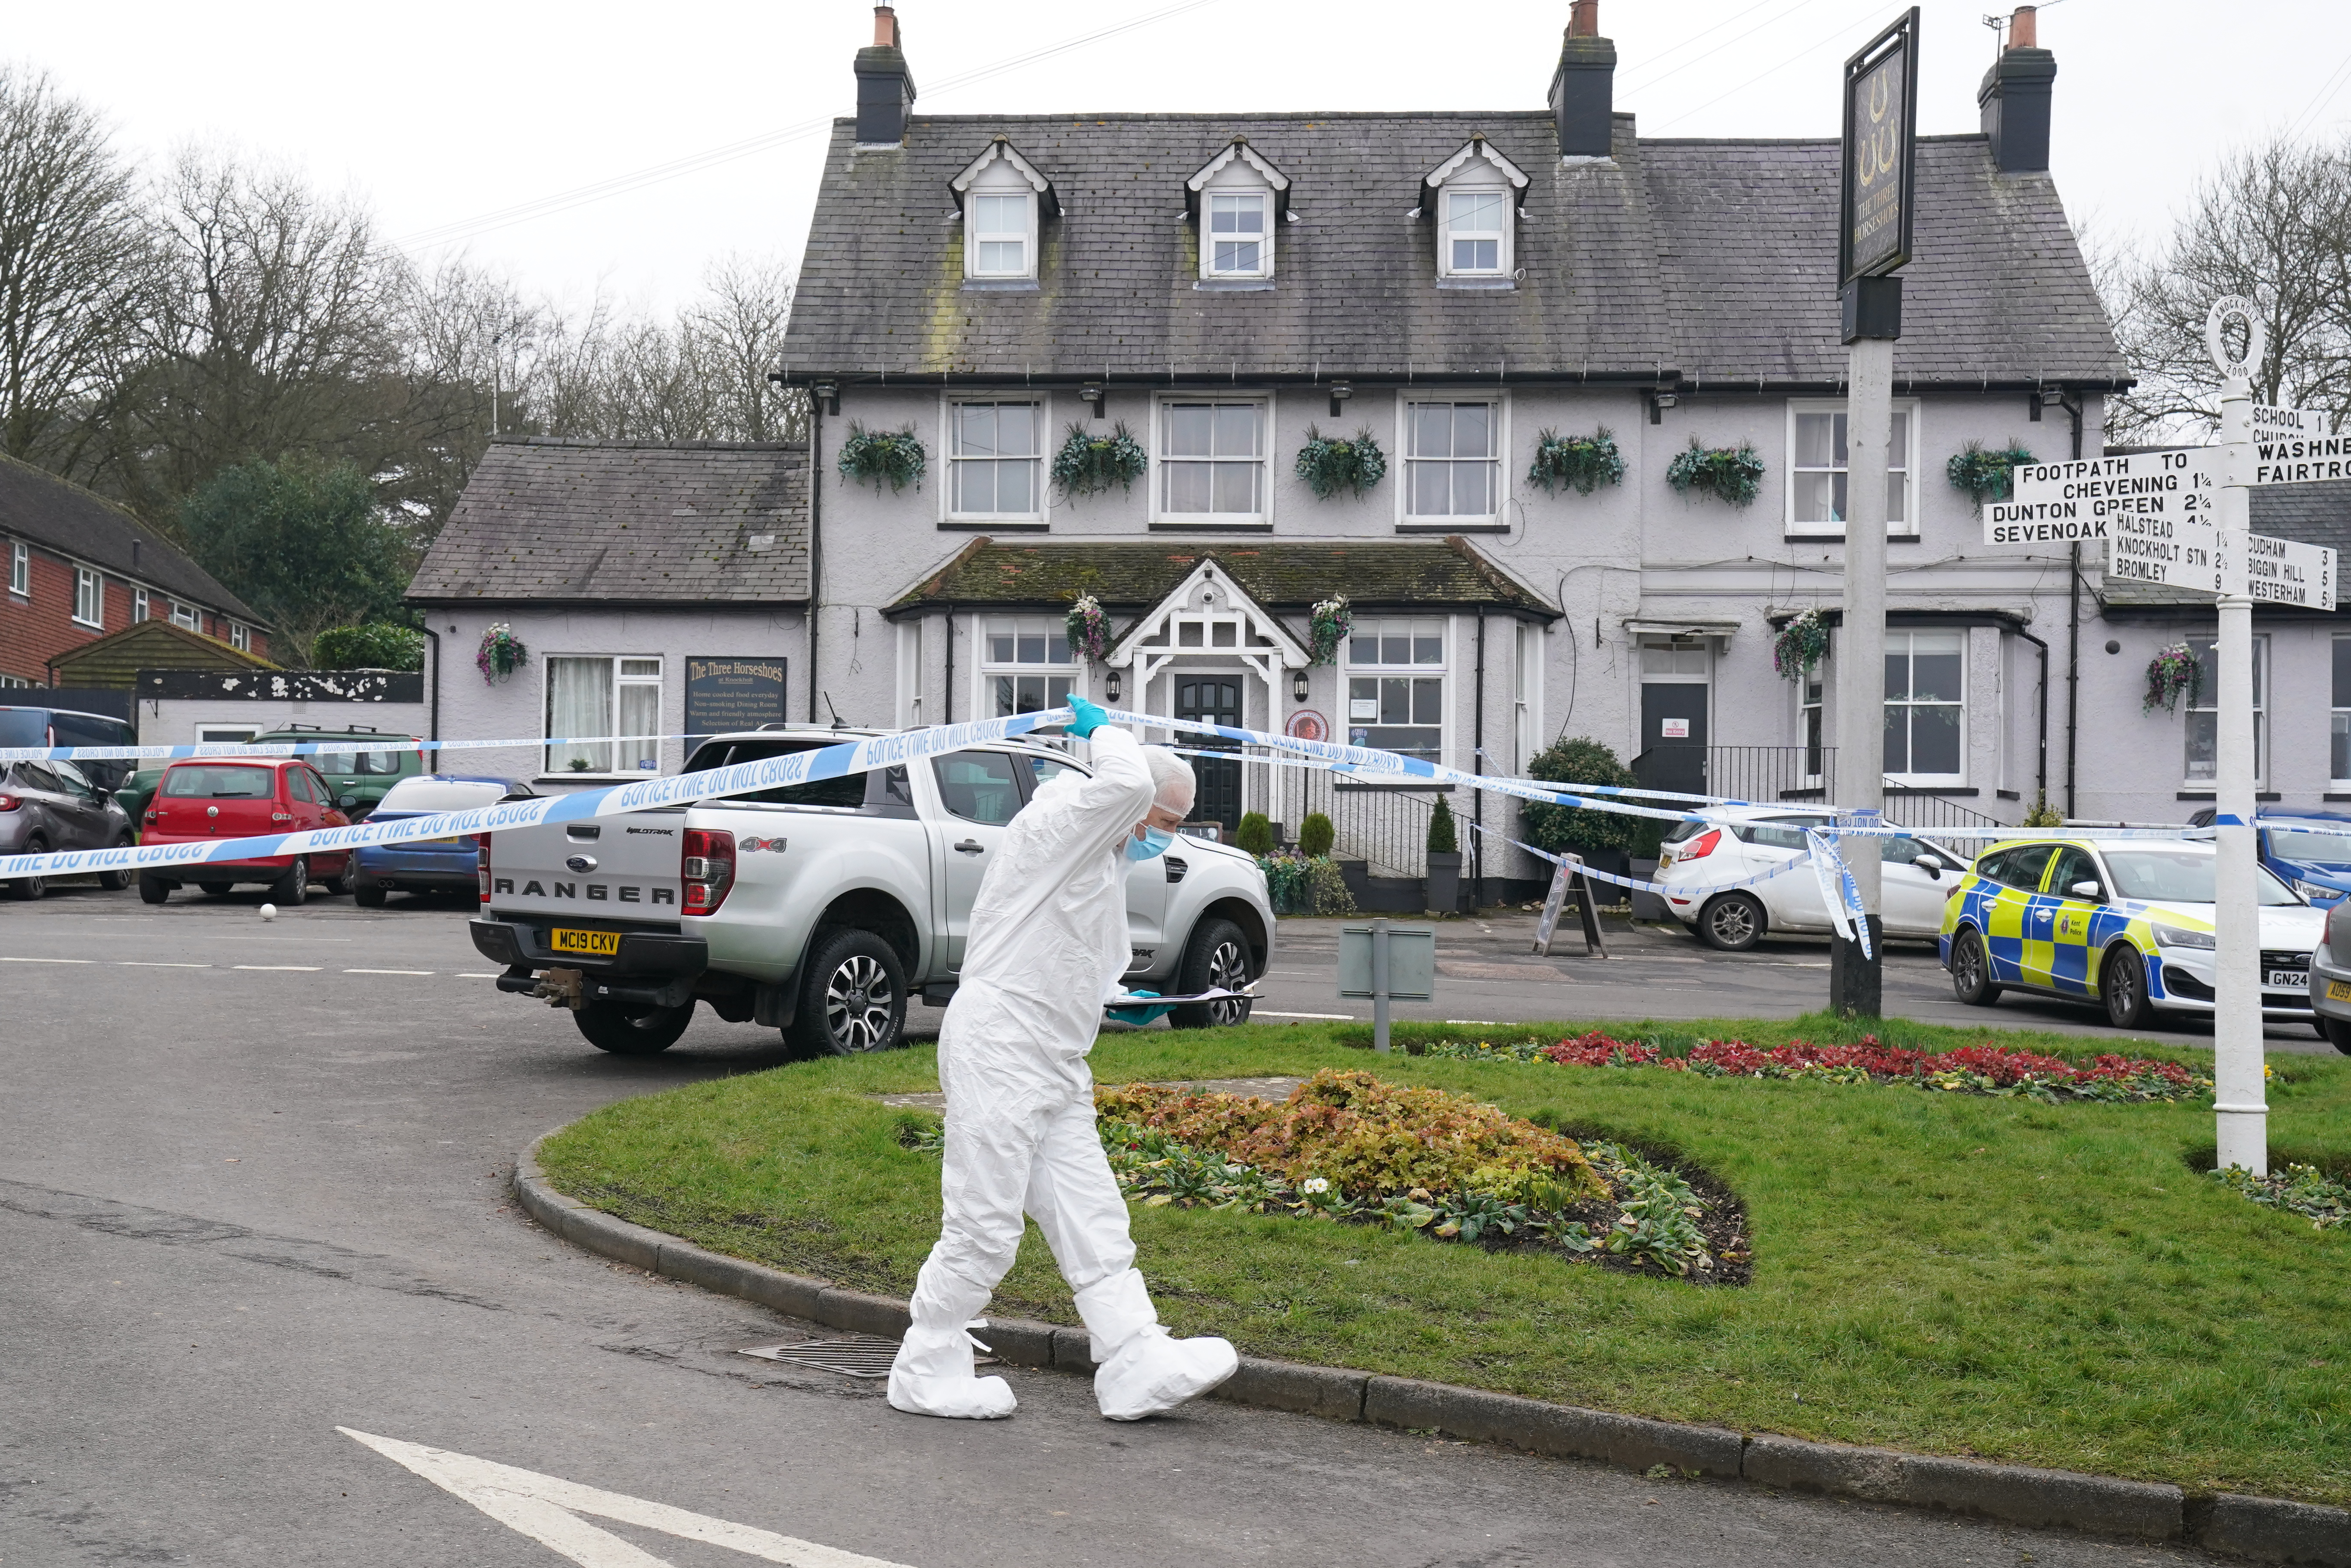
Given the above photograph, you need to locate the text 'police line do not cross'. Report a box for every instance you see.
[1982,297,2341,610]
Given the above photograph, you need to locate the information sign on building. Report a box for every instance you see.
[684,656,789,749]
[1839,7,1919,283]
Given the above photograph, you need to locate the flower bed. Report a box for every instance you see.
[1082,1070,1750,1281]
[2214,1162,2351,1229]
[1420,1029,2212,1104]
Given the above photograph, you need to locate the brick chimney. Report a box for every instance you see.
[1548,2,1616,160]
[1979,6,2055,173]
[854,5,915,148]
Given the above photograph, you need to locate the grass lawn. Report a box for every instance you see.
[537,1012,2351,1506]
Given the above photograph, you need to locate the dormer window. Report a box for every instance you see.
[950,138,1057,283]
[1186,139,1290,285]
[1208,193,1269,277]
[1422,137,1528,283]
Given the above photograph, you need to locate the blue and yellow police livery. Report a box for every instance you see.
[1938,836,2325,1031]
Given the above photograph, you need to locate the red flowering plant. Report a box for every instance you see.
[1423,1030,2209,1104]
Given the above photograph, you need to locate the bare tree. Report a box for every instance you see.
[0,65,147,467]
[686,252,805,443]
[2105,134,2351,443]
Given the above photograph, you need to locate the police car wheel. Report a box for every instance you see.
[1696,893,1764,952]
[1950,927,2000,1005]
[2101,944,2154,1030]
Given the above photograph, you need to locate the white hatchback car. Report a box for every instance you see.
[1655,806,1972,950]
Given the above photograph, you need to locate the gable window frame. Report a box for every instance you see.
[1397,391,1508,529]
[72,564,102,628]
[951,139,1055,284]
[1422,138,1529,284]
[1185,140,1290,285]
[1443,187,1511,277]
[942,394,1049,526]
[1151,392,1273,528]
[1205,190,1272,279]
[1786,398,1920,538]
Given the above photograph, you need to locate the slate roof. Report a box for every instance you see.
[2099,480,2351,614]
[887,537,1558,617]
[408,438,811,605]
[0,452,260,622]
[780,113,2126,391]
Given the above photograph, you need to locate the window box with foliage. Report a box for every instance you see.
[1947,441,2035,509]
[1665,439,1765,509]
[837,424,926,492]
[1050,422,1148,499]
[1526,427,1625,496]
[1294,426,1387,499]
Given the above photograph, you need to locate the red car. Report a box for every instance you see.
[137,757,353,905]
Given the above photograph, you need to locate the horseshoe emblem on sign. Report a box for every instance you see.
[2204,295,2266,380]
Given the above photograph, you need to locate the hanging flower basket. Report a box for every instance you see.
[2144,643,2202,714]
[1527,427,1626,495]
[1294,426,1388,498]
[1772,609,1830,681]
[476,622,528,685]
[1065,594,1111,662]
[1309,595,1352,667]
[1051,422,1148,498]
[1947,440,2036,509]
[836,423,926,492]
[1666,439,1765,508]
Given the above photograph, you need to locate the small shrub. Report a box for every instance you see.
[1521,737,1654,858]
[313,623,424,671]
[1304,855,1355,914]
[2023,796,2064,828]
[1427,797,1458,854]
[1665,439,1765,508]
[1236,812,1275,855]
[1298,811,1335,857]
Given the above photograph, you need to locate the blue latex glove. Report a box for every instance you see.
[1064,694,1110,738]
[1105,988,1174,1027]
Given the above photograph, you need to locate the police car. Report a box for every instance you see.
[1939,836,2326,1031]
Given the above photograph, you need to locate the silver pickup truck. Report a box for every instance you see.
[467,728,1274,1056]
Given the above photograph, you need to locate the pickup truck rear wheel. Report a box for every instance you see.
[574,997,694,1055]
[1169,918,1255,1029]
[788,928,907,1056]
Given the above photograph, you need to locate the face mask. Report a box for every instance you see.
[1126,827,1174,862]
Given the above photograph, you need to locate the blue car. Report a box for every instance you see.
[2189,809,2351,907]
[351,774,535,908]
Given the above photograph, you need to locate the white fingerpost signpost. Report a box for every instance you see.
[2207,296,2269,1176]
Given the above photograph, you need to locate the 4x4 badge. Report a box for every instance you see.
[741,837,789,854]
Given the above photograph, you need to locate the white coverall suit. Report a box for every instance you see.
[887,726,1238,1420]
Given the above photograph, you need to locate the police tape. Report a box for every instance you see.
[0,731,702,765]
[0,710,1067,881]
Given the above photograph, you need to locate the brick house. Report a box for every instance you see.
[0,452,269,688]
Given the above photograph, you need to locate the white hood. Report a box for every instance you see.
[2135,900,2326,952]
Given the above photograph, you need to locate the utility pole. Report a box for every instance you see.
[1829,8,1919,1015]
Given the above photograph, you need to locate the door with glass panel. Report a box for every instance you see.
[1637,638,1709,798]
[1175,679,1243,831]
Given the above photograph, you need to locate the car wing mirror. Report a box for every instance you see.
[2069,880,2103,900]
[339,793,359,809]
[1915,853,1942,878]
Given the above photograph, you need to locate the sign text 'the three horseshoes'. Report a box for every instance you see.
[1840,7,1920,284]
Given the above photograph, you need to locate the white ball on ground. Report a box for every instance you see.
[258,902,278,921]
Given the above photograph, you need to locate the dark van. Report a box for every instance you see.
[0,706,138,792]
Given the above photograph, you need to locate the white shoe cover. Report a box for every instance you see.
[889,1272,1017,1420]
[886,1362,1017,1420]
[1094,1328,1239,1421]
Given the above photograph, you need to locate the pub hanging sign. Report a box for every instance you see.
[1839,6,1920,283]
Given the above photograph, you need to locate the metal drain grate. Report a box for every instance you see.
[736,1334,998,1380]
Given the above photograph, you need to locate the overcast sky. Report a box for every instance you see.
[10,1,2345,312]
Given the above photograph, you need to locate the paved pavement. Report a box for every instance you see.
[0,882,2263,1565]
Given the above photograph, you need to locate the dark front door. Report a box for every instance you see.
[1639,683,1709,799]
[1175,678,1243,831]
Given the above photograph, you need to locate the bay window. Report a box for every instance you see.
[1159,400,1266,521]
[1789,401,1915,535]
[948,401,1044,520]
[2186,634,2266,787]
[1404,400,1501,521]
[1883,630,1964,784]
[1347,616,1445,762]
[546,656,663,775]
[983,616,1076,719]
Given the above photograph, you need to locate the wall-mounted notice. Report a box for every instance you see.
[685,656,789,748]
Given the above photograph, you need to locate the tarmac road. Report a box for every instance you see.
[0,883,2257,1566]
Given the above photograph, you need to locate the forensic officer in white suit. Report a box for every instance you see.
[887,697,1240,1421]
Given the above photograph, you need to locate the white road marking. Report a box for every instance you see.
[233,964,324,972]
[458,971,504,978]
[118,961,211,968]
[0,955,96,964]
[346,968,435,976]
[1253,1009,1355,1020]
[340,1428,914,1566]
